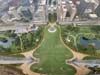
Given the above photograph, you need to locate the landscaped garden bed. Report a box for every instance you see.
[48,13,57,23]
[0,26,44,54]
[61,25,100,56]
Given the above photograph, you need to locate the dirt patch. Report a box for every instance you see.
[0,65,24,75]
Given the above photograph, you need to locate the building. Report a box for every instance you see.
[32,0,48,25]
[76,0,99,16]
[95,4,100,17]
[57,0,100,25]
[21,7,33,21]
[57,0,77,22]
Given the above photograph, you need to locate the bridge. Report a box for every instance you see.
[0,56,34,64]
[70,58,100,67]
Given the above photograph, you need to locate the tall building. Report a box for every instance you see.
[32,0,48,24]
[59,0,76,21]
[21,7,33,20]
[95,4,100,17]
[76,0,99,16]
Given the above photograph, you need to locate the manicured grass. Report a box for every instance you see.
[31,26,76,75]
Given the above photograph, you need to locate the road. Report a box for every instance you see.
[57,15,100,25]
[72,58,100,67]
[0,56,33,64]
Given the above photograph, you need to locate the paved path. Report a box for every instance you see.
[73,59,100,67]
[20,38,45,75]
[0,25,93,75]
[65,32,95,51]
[48,22,56,27]
[58,25,91,75]
[60,37,91,75]
[20,50,40,75]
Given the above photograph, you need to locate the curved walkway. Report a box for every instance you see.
[19,25,91,75]
[0,24,93,75]
[20,35,45,75]
[66,32,96,51]
[30,26,76,75]
[58,26,91,75]
[20,50,40,75]
[48,27,57,33]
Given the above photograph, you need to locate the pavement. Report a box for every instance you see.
[0,56,32,64]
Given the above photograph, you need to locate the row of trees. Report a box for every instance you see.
[61,25,77,50]
[77,44,96,55]
[0,27,44,54]
[20,27,43,51]
[61,25,80,34]
[48,13,57,23]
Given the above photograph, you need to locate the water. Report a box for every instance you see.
[80,37,100,50]
[0,38,13,48]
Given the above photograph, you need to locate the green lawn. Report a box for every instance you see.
[31,26,76,75]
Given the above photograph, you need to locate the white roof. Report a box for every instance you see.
[76,1,80,5]
[85,0,97,3]
[9,7,15,11]
[69,1,73,4]
[40,0,46,5]
[61,1,66,4]
[89,14,98,18]
[84,9,92,13]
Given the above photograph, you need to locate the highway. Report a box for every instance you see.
[0,56,34,64]
[57,19,100,25]
[0,24,29,31]
[71,58,100,67]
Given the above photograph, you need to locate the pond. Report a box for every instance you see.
[0,38,14,48]
[80,37,100,50]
